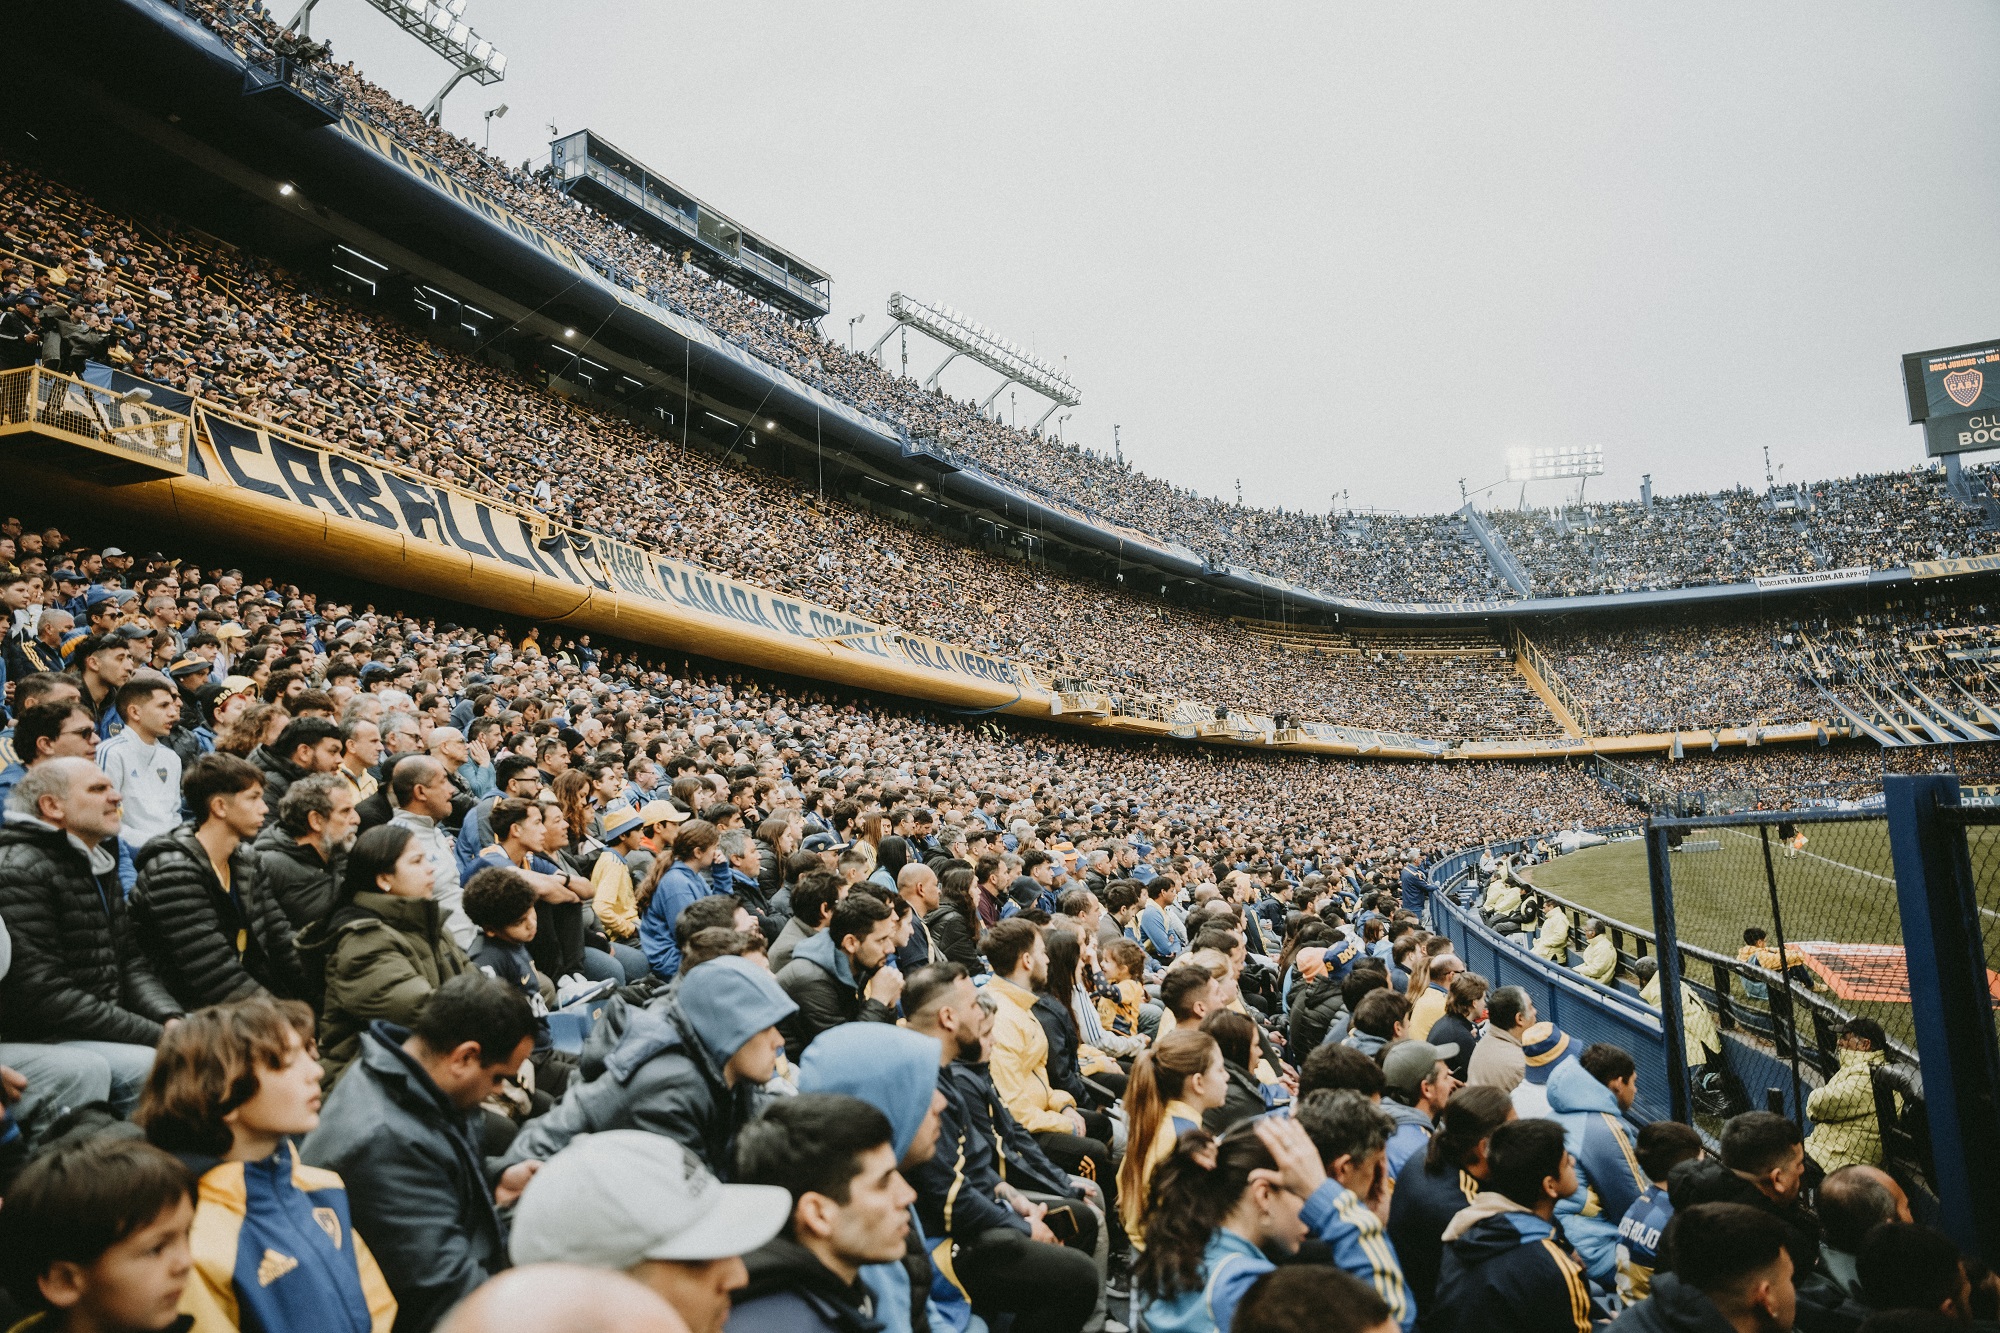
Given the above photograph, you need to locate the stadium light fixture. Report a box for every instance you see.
[333,0,506,121]
[1505,444,1604,483]
[278,182,294,196]
[873,292,1080,432]
[564,328,576,338]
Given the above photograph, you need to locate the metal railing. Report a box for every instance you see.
[0,366,191,473]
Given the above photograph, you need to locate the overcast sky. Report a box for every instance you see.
[300,0,2000,515]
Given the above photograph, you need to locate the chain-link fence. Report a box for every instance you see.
[1942,804,2000,1060]
[1648,811,1924,1152]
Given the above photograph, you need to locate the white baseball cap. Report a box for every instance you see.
[509,1131,789,1266]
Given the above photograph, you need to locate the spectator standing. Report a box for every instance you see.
[303,973,540,1333]
[128,753,304,1010]
[136,997,397,1333]
[0,758,180,1113]
[774,892,903,1061]
[728,1093,919,1332]
[506,1131,789,1333]
[95,678,182,868]
[300,823,473,1083]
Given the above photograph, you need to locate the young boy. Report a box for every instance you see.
[1095,936,1151,1045]
[0,1136,197,1333]
[461,866,569,1097]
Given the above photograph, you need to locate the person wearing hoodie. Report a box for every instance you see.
[1802,1020,1894,1175]
[729,1093,917,1333]
[797,1023,962,1333]
[1432,1117,1601,1333]
[498,955,796,1180]
[1547,1043,1650,1286]
[1379,1040,1462,1183]
[1387,1087,1514,1328]
[1512,1022,1572,1120]
[1605,1202,1797,1333]
[1343,989,1410,1063]
[639,820,724,982]
[774,893,903,1062]
[128,754,306,1012]
[1667,1113,1821,1286]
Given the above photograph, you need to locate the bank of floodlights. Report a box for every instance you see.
[289,0,506,121]
[1505,444,1604,482]
[872,292,1080,432]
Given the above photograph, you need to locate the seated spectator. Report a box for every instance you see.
[506,1130,787,1333]
[981,918,1111,1157]
[1135,1112,1392,1333]
[95,677,182,866]
[135,996,397,1333]
[1803,1165,1912,1315]
[250,717,346,826]
[500,955,794,1178]
[774,890,902,1061]
[923,865,984,974]
[0,1137,197,1333]
[0,757,181,1114]
[299,823,473,1083]
[1606,1202,1797,1332]
[1230,1267,1398,1333]
[639,820,722,981]
[1615,1120,1705,1303]
[900,963,1102,1333]
[1408,955,1462,1041]
[1547,1042,1649,1285]
[728,1093,917,1332]
[1198,1009,1270,1135]
[1668,1111,1821,1284]
[256,772,358,931]
[1426,971,1487,1082]
[1299,1042,1387,1102]
[1576,919,1617,986]
[386,756,475,951]
[1158,958,1222,1035]
[1388,1085,1515,1324]
[1432,1117,1601,1333]
[1136,876,1186,963]
[587,803,647,947]
[1324,965,1390,1048]
[0,698,98,811]
[767,868,839,974]
[1636,957,1725,1079]
[1380,1038,1462,1182]
[1118,1029,1226,1247]
[1532,900,1570,964]
[303,974,543,1333]
[129,753,304,1010]
[1344,989,1411,1060]
[460,866,562,1080]
[1856,1223,1976,1325]
[1291,1088,1414,1328]
[1805,1018,1895,1174]
[1095,934,1153,1048]
[892,862,941,971]
[1511,1022,1571,1120]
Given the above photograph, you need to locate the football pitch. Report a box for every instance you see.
[1520,821,1998,1050]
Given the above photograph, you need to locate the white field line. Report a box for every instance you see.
[1718,826,2000,925]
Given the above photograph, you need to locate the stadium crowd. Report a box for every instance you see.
[0,512,1974,1333]
[1537,615,1824,737]
[103,0,2000,614]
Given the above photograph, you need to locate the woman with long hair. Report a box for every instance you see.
[1197,1010,1268,1135]
[1118,1028,1228,1246]
[138,997,397,1333]
[1032,926,1125,1111]
[1386,1085,1514,1320]
[927,864,984,973]
[1427,971,1489,1083]
[868,834,910,892]
[1134,1116,1335,1333]
[549,769,595,865]
[296,824,471,1082]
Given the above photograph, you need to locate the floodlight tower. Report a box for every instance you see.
[868,292,1080,434]
[288,0,507,122]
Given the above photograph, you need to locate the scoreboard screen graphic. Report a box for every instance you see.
[1902,340,2000,456]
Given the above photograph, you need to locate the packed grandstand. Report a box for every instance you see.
[0,3,1992,1333]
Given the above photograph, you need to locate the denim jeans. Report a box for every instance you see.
[56,1040,158,1118]
[605,940,649,983]
[0,1042,114,1141]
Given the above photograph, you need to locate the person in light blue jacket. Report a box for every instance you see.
[1137,1103,1414,1333]
[1546,1043,1649,1287]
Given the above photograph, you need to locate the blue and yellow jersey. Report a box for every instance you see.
[182,1145,395,1333]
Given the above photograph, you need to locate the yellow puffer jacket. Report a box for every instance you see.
[1805,1047,1889,1172]
[985,976,1077,1133]
[1641,973,1723,1068]
[1577,934,1618,985]
[1534,908,1570,963]
[1482,879,1523,916]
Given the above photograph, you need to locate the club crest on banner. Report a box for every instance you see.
[1945,367,1984,408]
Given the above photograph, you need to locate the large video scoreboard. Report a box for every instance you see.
[1903,340,2000,456]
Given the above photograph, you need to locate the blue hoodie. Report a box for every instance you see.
[800,1024,957,1333]
[639,860,720,980]
[1545,1057,1649,1285]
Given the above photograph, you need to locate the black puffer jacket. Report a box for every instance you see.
[129,825,306,1010]
[248,745,309,824]
[253,824,344,932]
[1288,972,1346,1055]
[0,818,181,1044]
[924,902,983,973]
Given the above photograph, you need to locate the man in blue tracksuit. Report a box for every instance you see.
[1433,1118,1603,1333]
[1546,1044,1650,1287]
